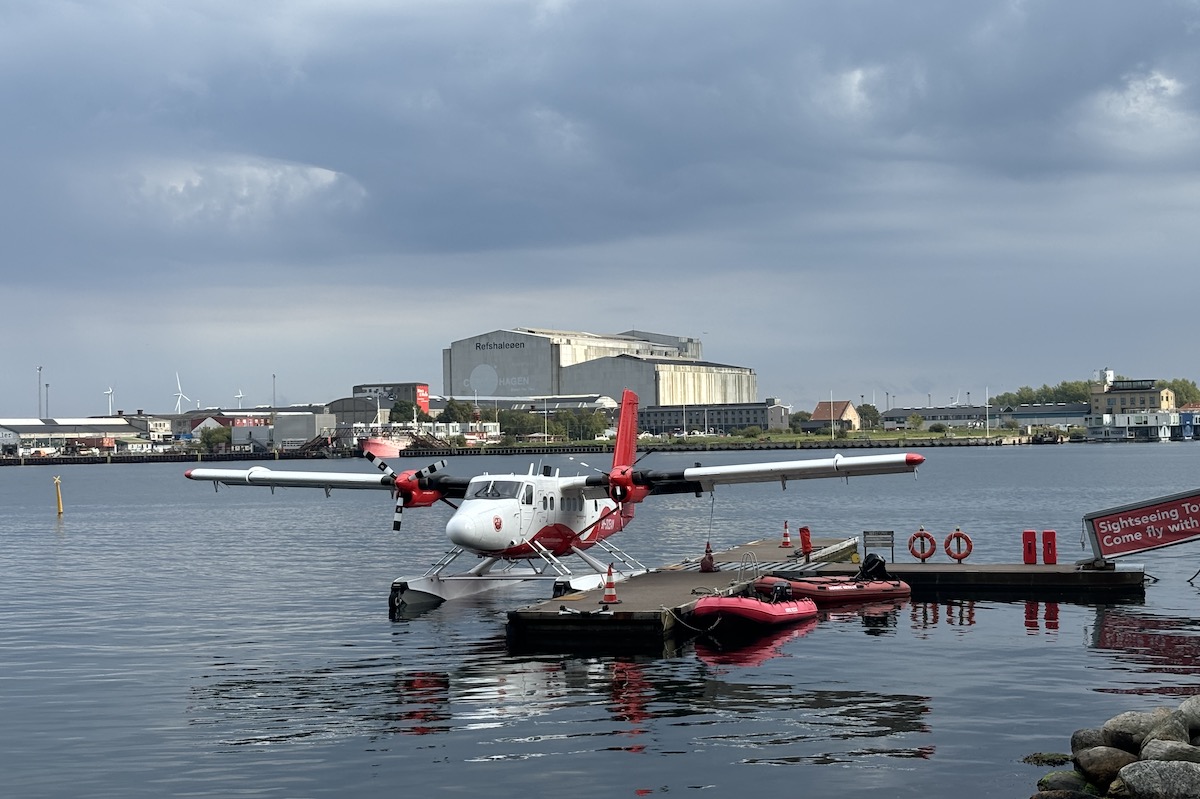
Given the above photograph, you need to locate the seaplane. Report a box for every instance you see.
[185,390,924,616]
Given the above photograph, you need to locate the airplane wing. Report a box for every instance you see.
[184,465,472,498]
[614,451,924,496]
[185,466,396,490]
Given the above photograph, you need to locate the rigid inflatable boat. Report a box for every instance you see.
[692,580,819,628]
[752,575,911,606]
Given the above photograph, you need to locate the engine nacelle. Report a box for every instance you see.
[607,465,649,504]
[395,472,443,508]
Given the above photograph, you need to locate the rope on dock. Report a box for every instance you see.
[661,603,716,634]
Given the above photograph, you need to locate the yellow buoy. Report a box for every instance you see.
[54,475,63,516]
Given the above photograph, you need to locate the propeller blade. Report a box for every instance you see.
[365,456,446,533]
[365,451,396,477]
[414,459,448,479]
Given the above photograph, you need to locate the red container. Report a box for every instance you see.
[1042,530,1058,565]
[1022,529,1038,564]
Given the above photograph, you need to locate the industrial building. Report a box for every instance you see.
[442,328,757,406]
[352,383,430,414]
[637,398,790,435]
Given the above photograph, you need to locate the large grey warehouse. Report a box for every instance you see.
[442,328,757,407]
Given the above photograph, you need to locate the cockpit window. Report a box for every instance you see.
[470,479,523,499]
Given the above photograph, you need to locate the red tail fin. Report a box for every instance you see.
[612,389,639,469]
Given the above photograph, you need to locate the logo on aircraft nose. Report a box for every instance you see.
[493,515,503,531]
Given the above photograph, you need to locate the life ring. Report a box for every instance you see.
[908,528,937,562]
[944,528,973,562]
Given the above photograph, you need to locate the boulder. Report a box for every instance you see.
[1030,791,1100,799]
[1074,745,1140,792]
[1116,760,1200,799]
[1141,711,1193,755]
[1180,696,1200,736]
[1036,769,1091,793]
[1071,727,1105,754]
[1104,709,1174,753]
[1141,739,1200,764]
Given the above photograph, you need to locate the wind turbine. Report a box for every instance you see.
[174,373,191,414]
[104,387,114,416]
[235,389,244,409]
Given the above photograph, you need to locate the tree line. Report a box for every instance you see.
[990,377,1200,408]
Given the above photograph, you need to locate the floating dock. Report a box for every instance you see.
[505,535,1147,655]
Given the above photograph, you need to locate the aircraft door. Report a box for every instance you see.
[520,482,536,535]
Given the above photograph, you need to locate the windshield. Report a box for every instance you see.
[470,479,523,500]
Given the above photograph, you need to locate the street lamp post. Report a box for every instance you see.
[37,366,43,417]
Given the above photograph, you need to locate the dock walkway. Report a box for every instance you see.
[505,535,1146,654]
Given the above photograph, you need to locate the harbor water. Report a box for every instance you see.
[3,444,1200,798]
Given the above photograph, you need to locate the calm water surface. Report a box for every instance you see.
[3,445,1200,798]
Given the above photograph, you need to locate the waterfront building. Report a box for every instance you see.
[352,382,430,414]
[0,416,150,456]
[1082,368,1180,441]
[1088,372,1175,416]
[808,400,862,432]
[637,398,790,435]
[1002,402,1090,429]
[881,404,987,431]
[442,328,757,406]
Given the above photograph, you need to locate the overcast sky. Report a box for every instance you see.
[4,1,1199,418]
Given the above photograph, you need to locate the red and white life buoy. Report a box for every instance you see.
[944,528,973,562]
[908,527,937,562]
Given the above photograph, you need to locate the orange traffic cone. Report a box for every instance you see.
[600,563,621,604]
[779,520,792,548]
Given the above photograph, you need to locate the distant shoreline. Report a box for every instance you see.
[0,436,1032,467]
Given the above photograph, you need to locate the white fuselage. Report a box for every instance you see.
[445,472,625,558]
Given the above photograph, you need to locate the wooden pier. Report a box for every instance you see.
[505,535,1147,655]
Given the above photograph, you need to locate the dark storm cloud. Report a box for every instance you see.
[3,1,1200,415]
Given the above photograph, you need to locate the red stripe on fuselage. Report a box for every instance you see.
[495,504,636,559]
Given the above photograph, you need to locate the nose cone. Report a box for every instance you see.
[446,514,477,549]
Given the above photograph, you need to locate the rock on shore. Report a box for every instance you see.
[1031,696,1200,799]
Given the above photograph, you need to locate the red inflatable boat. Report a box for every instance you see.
[752,575,911,606]
[692,592,819,627]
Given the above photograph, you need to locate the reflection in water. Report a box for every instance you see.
[1024,600,1060,632]
[392,671,451,735]
[689,681,933,765]
[189,632,934,767]
[1091,606,1200,695]
[695,617,819,667]
[909,599,978,635]
[820,599,908,636]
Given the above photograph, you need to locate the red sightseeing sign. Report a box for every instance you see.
[1084,488,1200,559]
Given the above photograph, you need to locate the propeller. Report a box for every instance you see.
[365,453,448,531]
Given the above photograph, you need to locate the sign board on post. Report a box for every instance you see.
[1083,488,1200,562]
